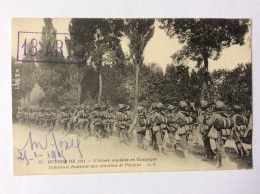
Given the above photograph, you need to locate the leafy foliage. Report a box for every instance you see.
[159,19,250,100]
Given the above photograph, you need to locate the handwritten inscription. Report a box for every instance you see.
[17,131,83,165]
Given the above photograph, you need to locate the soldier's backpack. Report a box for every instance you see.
[91,111,102,119]
[177,111,194,127]
[116,111,129,128]
[138,111,151,127]
[78,110,85,118]
[235,115,248,126]
[214,112,234,131]
[153,111,166,124]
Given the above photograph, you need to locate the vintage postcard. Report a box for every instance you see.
[12,18,252,175]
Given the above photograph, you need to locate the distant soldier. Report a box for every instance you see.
[16,107,24,124]
[60,106,69,133]
[49,108,57,129]
[77,104,86,135]
[89,104,103,140]
[28,108,33,125]
[45,108,52,128]
[23,108,28,125]
[37,108,44,127]
[55,108,62,130]
[84,105,91,136]
[108,108,116,135]
[30,108,36,126]
[70,105,79,133]
[101,105,110,138]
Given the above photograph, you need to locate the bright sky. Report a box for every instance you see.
[12,18,251,72]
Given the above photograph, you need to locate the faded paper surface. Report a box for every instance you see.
[12,18,252,175]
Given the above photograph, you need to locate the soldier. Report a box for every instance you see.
[45,108,52,128]
[204,100,227,168]
[101,105,110,138]
[37,108,44,127]
[60,106,69,133]
[42,108,47,128]
[198,100,215,161]
[77,104,86,135]
[70,105,80,133]
[108,108,116,135]
[16,107,24,124]
[172,101,191,158]
[116,104,131,145]
[28,108,33,125]
[125,105,133,139]
[146,103,156,148]
[84,105,91,137]
[55,108,62,130]
[151,102,167,154]
[166,105,178,151]
[89,104,103,140]
[23,108,28,125]
[51,108,57,129]
[133,106,147,149]
[188,102,199,143]
[31,108,37,126]
[231,105,248,157]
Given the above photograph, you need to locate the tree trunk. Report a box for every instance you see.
[98,69,102,106]
[134,63,140,110]
[129,62,140,132]
[200,55,209,102]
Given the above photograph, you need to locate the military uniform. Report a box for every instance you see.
[166,105,178,151]
[70,106,79,133]
[84,106,91,136]
[77,104,86,133]
[151,102,166,154]
[146,104,156,147]
[101,106,111,138]
[50,109,57,129]
[60,106,69,133]
[37,109,44,127]
[198,100,215,160]
[135,106,147,149]
[16,108,24,124]
[231,105,248,157]
[89,104,103,140]
[172,101,192,158]
[116,104,131,144]
[108,108,116,135]
[204,101,227,168]
[54,109,62,130]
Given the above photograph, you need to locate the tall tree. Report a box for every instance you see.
[69,19,124,105]
[124,19,155,111]
[36,18,69,106]
[160,19,249,101]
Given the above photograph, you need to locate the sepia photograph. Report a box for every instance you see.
[11,18,252,175]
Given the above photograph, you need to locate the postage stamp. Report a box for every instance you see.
[12,18,252,175]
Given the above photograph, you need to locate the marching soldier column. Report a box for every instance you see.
[15,99,252,168]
